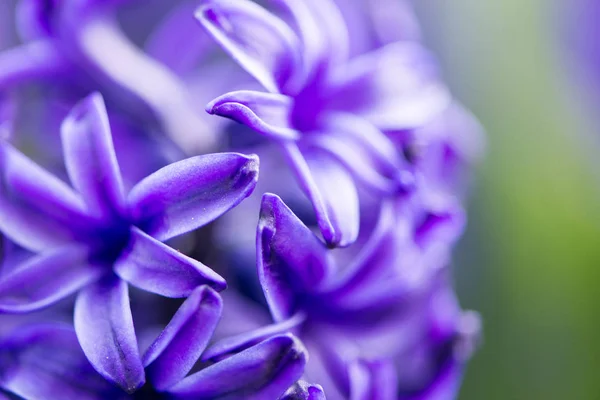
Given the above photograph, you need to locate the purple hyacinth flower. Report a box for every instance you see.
[197,0,450,247]
[0,288,309,400]
[0,93,259,392]
[201,193,477,399]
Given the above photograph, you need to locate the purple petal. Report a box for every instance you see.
[0,41,71,89]
[274,0,349,72]
[0,141,88,252]
[329,42,450,130]
[145,1,214,75]
[0,324,122,400]
[74,275,145,393]
[280,381,326,400]
[283,143,359,247]
[61,93,125,218]
[143,286,222,391]
[0,246,98,313]
[207,90,299,140]
[258,193,329,321]
[307,113,410,193]
[57,7,216,154]
[167,334,307,400]
[349,360,398,400]
[114,227,226,297]
[128,152,259,241]
[400,361,463,400]
[196,0,301,93]
[202,313,306,361]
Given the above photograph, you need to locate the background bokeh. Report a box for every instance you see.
[415,1,600,399]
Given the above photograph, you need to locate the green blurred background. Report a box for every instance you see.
[415,1,600,399]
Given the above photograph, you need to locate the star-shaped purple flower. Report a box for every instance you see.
[0,288,310,399]
[197,0,450,247]
[0,93,259,392]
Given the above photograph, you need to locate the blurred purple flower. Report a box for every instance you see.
[0,93,259,392]
[0,0,220,153]
[198,0,450,247]
[201,194,479,399]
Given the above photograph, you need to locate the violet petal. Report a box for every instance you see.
[258,193,329,321]
[196,0,301,94]
[114,227,226,297]
[167,334,307,400]
[207,90,299,141]
[0,246,97,313]
[202,312,306,361]
[128,152,259,242]
[144,286,222,391]
[0,141,89,252]
[283,143,359,247]
[330,42,450,130]
[74,275,145,393]
[61,93,126,218]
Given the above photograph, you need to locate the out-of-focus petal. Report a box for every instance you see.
[145,0,214,75]
[114,227,226,297]
[167,334,307,400]
[258,193,329,321]
[0,41,71,89]
[202,313,306,361]
[196,0,301,94]
[0,141,89,252]
[144,286,222,391]
[349,360,398,400]
[274,0,349,72]
[329,42,450,130]
[0,246,98,313]
[74,275,145,393]
[283,143,359,247]
[280,380,326,400]
[207,90,299,141]
[0,324,122,400]
[307,113,411,193]
[61,93,125,218]
[128,152,259,242]
[57,7,215,154]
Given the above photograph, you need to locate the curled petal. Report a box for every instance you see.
[168,334,307,400]
[258,193,329,321]
[0,324,121,400]
[329,42,450,130]
[0,246,98,313]
[196,0,301,93]
[74,275,145,393]
[283,143,359,247]
[144,286,222,391]
[115,227,226,297]
[280,381,326,400]
[0,141,88,252]
[128,152,259,241]
[207,90,299,140]
[61,93,125,218]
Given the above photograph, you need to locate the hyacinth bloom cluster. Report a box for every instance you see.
[0,1,482,399]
